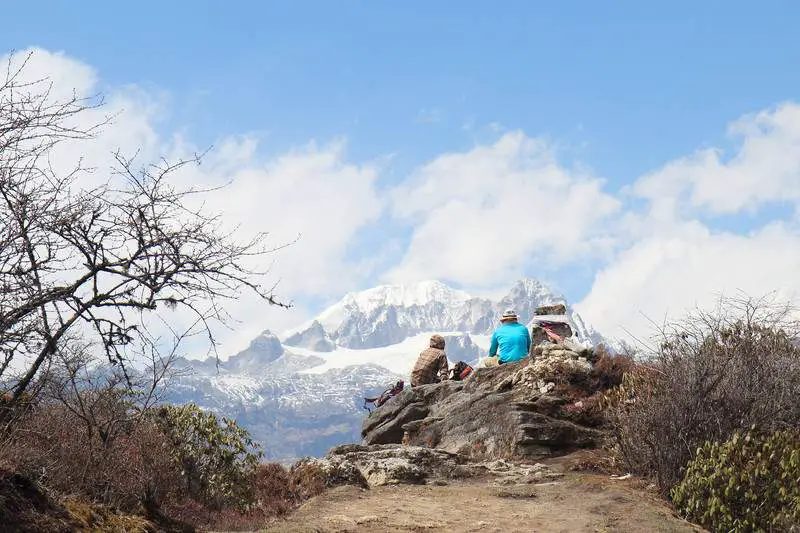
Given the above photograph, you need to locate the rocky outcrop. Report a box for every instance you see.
[361,343,610,461]
[299,444,563,488]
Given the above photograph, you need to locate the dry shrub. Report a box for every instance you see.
[560,392,608,428]
[3,392,329,531]
[607,294,800,495]
[159,461,323,532]
[4,402,183,511]
[159,499,269,532]
[251,463,295,516]
[287,461,328,501]
[589,346,634,391]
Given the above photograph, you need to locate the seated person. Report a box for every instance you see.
[488,309,531,364]
[411,334,449,387]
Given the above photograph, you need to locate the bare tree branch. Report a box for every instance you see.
[0,50,293,422]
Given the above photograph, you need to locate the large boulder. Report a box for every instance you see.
[361,344,606,461]
[304,444,563,488]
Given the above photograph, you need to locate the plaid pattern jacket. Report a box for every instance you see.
[411,347,449,387]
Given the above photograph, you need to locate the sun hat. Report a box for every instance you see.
[500,308,518,321]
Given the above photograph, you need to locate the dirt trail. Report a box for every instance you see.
[261,471,704,533]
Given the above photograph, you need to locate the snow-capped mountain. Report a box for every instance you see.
[284,279,603,350]
[166,278,609,462]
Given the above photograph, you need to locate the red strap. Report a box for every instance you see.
[542,324,563,343]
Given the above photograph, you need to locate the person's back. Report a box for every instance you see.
[411,334,449,387]
[489,309,531,364]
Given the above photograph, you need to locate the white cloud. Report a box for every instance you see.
[1,48,162,185]
[576,222,800,344]
[632,102,800,217]
[387,131,621,287]
[169,136,384,297]
[578,102,800,344]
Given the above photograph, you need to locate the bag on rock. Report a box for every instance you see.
[449,361,474,381]
[363,380,404,412]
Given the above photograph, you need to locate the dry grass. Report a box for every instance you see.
[62,499,157,533]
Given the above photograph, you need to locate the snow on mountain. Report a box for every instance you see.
[224,330,285,373]
[283,320,335,352]
[166,278,611,462]
[285,278,601,350]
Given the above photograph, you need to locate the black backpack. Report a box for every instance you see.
[449,361,474,381]
[363,380,404,412]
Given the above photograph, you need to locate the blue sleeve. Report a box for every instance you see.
[525,327,531,351]
[489,331,498,356]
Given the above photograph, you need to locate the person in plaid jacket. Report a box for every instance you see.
[411,334,449,387]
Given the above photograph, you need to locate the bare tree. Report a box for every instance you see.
[0,50,290,416]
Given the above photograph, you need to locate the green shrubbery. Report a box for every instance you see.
[150,403,262,510]
[671,428,800,533]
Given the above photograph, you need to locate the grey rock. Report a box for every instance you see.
[535,303,567,316]
[310,444,563,488]
[361,351,607,461]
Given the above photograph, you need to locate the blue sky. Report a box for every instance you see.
[7,1,799,176]
[3,1,800,351]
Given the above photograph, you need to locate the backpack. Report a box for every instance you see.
[363,380,404,412]
[449,361,474,381]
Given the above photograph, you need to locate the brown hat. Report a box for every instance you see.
[429,334,445,349]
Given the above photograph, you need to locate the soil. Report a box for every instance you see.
[258,454,705,533]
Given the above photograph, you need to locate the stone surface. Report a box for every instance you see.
[309,443,564,488]
[361,346,608,461]
[534,304,567,316]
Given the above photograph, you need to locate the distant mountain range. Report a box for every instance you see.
[165,279,611,462]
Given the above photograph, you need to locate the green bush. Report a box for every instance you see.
[671,428,800,533]
[150,403,263,510]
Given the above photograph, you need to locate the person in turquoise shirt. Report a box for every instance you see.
[488,309,531,364]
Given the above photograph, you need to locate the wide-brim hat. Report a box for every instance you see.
[500,309,518,321]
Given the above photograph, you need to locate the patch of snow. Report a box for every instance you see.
[292,331,489,378]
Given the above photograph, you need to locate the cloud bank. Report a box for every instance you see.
[6,47,800,354]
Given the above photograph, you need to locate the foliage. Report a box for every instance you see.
[671,428,800,533]
[150,403,263,510]
[605,295,800,495]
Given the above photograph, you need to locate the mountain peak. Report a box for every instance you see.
[223,329,284,372]
[346,280,471,311]
[313,280,471,330]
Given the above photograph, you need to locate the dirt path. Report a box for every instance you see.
[260,472,704,533]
